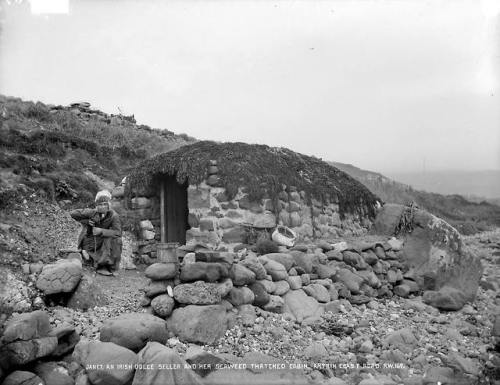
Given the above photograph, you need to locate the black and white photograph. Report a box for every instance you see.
[0,0,499,384]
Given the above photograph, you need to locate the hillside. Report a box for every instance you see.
[331,162,500,234]
[0,95,195,208]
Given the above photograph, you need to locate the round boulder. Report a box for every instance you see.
[151,295,175,318]
[180,262,228,283]
[273,280,291,296]
[248,282,270,307]
[240,258,267,280]
[73,340,137,385]
[303,283,330,303]
[226,287,255,306]
[166,305,229,344]
[36,259,82,295]
[33,362,73,385]
[2,371,44,385]
[132,342,202,385]
[2,310,51,343]
[263,253,295,271]
[423,286,467,311]
[230,264,256,286]
[145,263,177,281]
[263,260,288,281]
[99,313,168,351]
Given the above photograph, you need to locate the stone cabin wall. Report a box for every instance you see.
[115,162,372,260]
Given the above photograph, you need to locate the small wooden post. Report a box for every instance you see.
[160,178,167,242]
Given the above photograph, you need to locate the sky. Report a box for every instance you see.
[0,0,499,174]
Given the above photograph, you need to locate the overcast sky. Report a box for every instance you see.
[1,0,499,173]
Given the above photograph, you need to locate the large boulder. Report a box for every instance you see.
[145,263,177,280]
[356,270,381,289]
[73,340,137,385]
[423,286,467,311]
[180,262,228,283]
[264,253,295,271]
[151,295,175,318]
[303,284,330,303]
[248,282,270,307]
[314,264,337,280]
[282,289,323,323]
[263,260,288,281]
[373,203,406,235]
[144,280,172,298]
[215,278,233,298]
[226,287,255,306]
[262,295,285,313]
[342,251,367,270]
[49,323,80,356]
[67,273,108,310]
[167,305,229,344]
[257,279,276,294]
[33,362,74,385]
[273,280,290,296]
[132,342,202,385]
[290,251,313,274]
[240,258,267,280]
[395,207,483,301]
[334,269,364,294]
[229,264,256,286]
[1,311,51,343]
[36,259,82,295]
[173,282,222,305]
[100,313,168,351]
[0,336,58,368]
[1,371,44,385]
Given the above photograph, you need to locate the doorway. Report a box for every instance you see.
[160,174,189,244]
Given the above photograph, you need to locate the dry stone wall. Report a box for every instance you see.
[139,236,427,342]
[186,182,370,249]
[118,161,375,263]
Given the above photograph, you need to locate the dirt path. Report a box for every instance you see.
[92,266,146,311]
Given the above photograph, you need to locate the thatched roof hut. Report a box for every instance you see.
[128,141,379,218]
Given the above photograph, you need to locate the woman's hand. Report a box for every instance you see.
[92,227,103,236]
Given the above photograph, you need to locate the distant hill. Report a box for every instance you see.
[387,170,500,200]
[330,162,500,234]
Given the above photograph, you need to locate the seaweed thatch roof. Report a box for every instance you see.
[127,141,380,218]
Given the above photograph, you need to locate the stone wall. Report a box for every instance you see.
[139,236,422,340]
[117,162,374,262]
[185,183,369,249]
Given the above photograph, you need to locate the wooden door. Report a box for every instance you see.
[162,175,188,244]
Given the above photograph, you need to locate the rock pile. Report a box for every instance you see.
[137,237,463,345]
[0,310,80,383]
[141,262,177,317]
[375,204,484,308]
[49,102,136,125]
